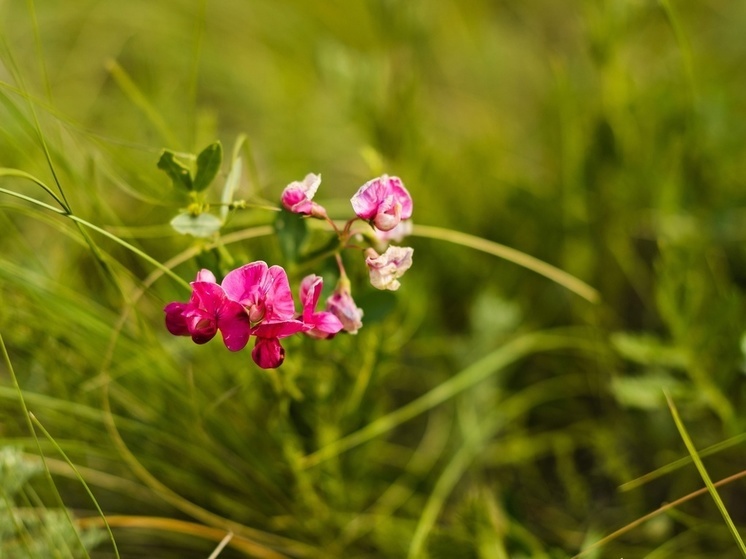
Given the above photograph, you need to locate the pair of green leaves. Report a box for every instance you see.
[158,141,222,193]
[158,141,229,238]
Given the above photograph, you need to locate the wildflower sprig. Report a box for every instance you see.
[163,157,415,369]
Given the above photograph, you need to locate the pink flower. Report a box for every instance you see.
[280,173,327,218]
[163,270,252,351]
[221,261,296,324]
[299,275,344,339]
[350,175,413,232]
[365,246,414,291]
[326,278,364,334]
[221,261,313,368]
[165,261,347,369]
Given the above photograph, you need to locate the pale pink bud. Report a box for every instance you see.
[326,281,364,334]
[365,246,414,291]
[350,175,413,232]
[280,173,327,218]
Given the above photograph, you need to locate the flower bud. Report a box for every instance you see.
[280,173,327,218]
[326,278,364,334]
[365,246,414,291]
[350,175,412,232]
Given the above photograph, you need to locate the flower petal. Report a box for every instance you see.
[305,312,344,339]
[252,319,308,339]
[263,265,296,320]
[252,337,286,369]
[218,301,252,351]
[164,302,190,336]
[221,261,269,305]
[299,274,323,319]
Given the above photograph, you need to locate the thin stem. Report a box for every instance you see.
[572,468,746,558]
[78,516,288,559]
[0,186,190,290]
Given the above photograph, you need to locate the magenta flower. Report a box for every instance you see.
[220,261,313,368]
[280,173,327,218]
[299,275,344,339]
[365,246,414,291]
[350,175,413,232]
[221,261,296,323]
[163,270,252,351]
[326,278,364,334]
[165,260,354,369]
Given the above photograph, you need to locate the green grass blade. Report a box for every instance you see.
[620,432,746,492]
[1,333,92,559]
[0,184,190,290]
[29,413,120,559]
[412,224,600,304]
[665,392,746,557]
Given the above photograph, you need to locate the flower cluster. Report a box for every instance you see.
[282,173,415,292]
[165,173,414,369]
[165,262,345,369]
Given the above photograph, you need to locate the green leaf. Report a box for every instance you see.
[170,212,223,238]
[157,150,193,191]
[274,209,308,264]
[193,141,223,192]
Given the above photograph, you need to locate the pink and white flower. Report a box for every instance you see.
[365,246,414,291]
[280,173,327,218]
[351,175,413,232]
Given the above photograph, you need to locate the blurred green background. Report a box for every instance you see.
[3,1,746,557]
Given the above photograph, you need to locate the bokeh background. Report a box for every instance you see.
[3,1,746,557]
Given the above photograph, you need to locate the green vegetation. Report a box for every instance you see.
[2,1,746,557]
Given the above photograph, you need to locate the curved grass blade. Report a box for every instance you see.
[412,224,600,304]
[1,333,93,559]
[29,413,120,559]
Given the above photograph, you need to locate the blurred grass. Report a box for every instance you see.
[2,0,746,557]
